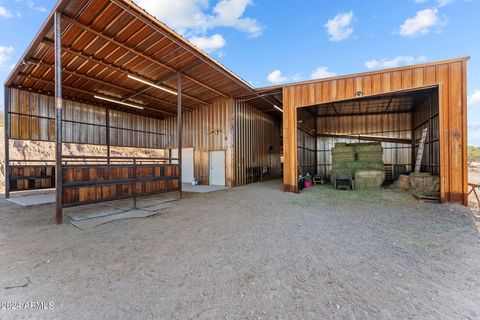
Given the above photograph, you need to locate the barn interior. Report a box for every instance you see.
[295,87,440,191]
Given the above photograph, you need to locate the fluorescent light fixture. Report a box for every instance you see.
[128,75,178,96]
[94,95,144,110]
[274,105,283,113]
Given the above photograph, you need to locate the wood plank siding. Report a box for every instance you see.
[283,58,469,204]
[9,165,55,191]
[6,88,281,189]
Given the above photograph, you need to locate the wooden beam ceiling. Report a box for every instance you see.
[61,14,228,100]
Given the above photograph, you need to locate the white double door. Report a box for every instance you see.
[171,148,226,186]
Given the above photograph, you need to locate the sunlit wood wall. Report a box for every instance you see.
[7,88,282,189]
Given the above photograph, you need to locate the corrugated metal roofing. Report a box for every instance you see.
[5,0,273,117]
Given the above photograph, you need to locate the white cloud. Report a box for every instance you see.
[437,0,454,7]
[267,70,289,85]
[134,0,262,37]
[365,55,427,69]
[26,1,47,12]
[212,0,262,37]
[399,8,445,37]
[0,46,14,68]
[189,34,226,53]
[468,90,480,108]
[15,0,47,13]
[311,67,337,80]
[267,67,336,84]
[324,11,354,42]
[0,6,13,18]
[413,0,455,6]
[469,122,480,146]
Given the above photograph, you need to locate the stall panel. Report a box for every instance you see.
[9,165,55,191]
[62,162,180,207]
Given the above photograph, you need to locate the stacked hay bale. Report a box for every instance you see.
[354,143,385,189]
[408,172,440,197]
[330,142,385,189]
[330,143,357,180]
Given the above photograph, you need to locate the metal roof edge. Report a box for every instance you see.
[255,56,471,91]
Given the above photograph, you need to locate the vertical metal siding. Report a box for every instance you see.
[233,100,282,186]
[162,98,235,186]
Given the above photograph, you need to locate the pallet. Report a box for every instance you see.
[412,192,440,203]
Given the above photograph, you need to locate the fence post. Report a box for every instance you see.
[133,158,137,209]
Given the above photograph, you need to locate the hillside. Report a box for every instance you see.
[469,146,480,164]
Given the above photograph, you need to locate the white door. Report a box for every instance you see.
[171,148,194,184]
[209,150,226,186]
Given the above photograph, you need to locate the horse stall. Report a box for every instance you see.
[3,0,282,224]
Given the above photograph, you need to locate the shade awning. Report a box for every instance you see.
[5,0,274,117]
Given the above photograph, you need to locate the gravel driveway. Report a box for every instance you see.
[1,180,479,320]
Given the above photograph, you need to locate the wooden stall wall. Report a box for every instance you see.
[283,58,468,204]
[316,113,412,179]
[62,163,180,207]
[9,88,104,144]
[233,100,282,186]
[109,109,165,149]
[9,165,55,191]
[163,98,235,186]
[8,88,166,148]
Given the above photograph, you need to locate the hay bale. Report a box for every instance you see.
[332,148,355,155]
[354,160,384,171]
[332,154,356,161]
[398,174,410,190]
[331,169,354,179]
[331,149,355,155]
[353,143,383,153]
[356,151,383,161]
[409,172,440,196]
[355,170,385,189]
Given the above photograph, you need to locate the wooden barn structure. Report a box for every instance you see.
[3,0,470,225]
[3,0,281,224]
[265,57,469,205]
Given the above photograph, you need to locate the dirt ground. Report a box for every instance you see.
[1,181,480,320]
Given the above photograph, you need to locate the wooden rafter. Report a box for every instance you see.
[41,39,205,106]
[29,59,195,111]
[16,73,177,116]
[123,60,204,101]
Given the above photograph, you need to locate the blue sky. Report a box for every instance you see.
[0,0,479,145]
